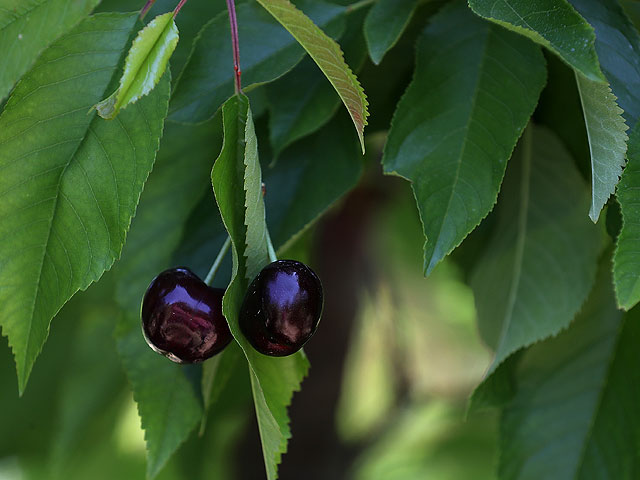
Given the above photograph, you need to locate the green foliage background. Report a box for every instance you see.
[1,0,639,479]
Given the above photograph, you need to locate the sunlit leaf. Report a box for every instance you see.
[0,0,100,101]
[0,12,170,393]
[96,11,179,119]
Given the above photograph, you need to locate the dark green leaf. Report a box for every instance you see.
[570,0,640,126]
[96,12,179,119]
[169,0,345,124]
[468,0,605,82]
[255,0,369,152]
[264,112,363,251]
[471,126,602,398]
[364,0,418,64]
[265,57,342,158]
[212,94,309,480]
[383,1,546,274]
[0,12,170,393]
[0,0,100,101]
[499,265,640,479]
[614,123,640,309]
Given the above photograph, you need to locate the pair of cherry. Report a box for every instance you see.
[142,260,323,362]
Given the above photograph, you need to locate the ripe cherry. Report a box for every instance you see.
[141,267,232,363]
[239,260,323,356]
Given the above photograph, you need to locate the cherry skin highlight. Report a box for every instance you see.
[239,260,323,356]
[141,267,232,363]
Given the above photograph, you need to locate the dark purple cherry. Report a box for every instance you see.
[141,267,232,363]
[239,260,323,356]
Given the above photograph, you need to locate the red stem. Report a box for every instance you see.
[173,0,188,17]
[226,0,242,94]
[140,0,156,19]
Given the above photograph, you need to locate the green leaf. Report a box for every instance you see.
[169,0,346,124]
[570,0,640,126]
[113,118,223,477]
[383,1,547,274]
[0,0,100,101]
[212,94,309,480]
[498,265,640,480]
[468,0,605,82]
[255,0,369,153]
[96,12,179,119]
[265,57,342,158]
[575,73,629,222]
[264,112,364,251]
[364,0,418,64]
[614,123,640,309]
[470,126,602,395]
[0,12,170,393]
[116,318,202,479]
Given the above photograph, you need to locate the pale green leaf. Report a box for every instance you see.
[255,0,369,153]
[96,12,179,119]
[0,0,100,101]
[499,266,640,480]
[113,118,223,477]
[0,12,170,393]
[364,0,418,64]
[383,1,546,274]
[575,73,628,222]
[169,0,346,124]
[570,0,640,126]
[614,123,640,309]
[468,0,605,82]
[471,126,602,393]
[212,94,309,480]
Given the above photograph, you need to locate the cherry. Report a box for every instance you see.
[141,267,232,363]
[239,260,323,356]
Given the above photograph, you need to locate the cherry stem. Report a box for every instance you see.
[226,0,242,94]
[173,0,188,17]
[266,230,278,263]
[140,0,156,19]
[205,237,232,286]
